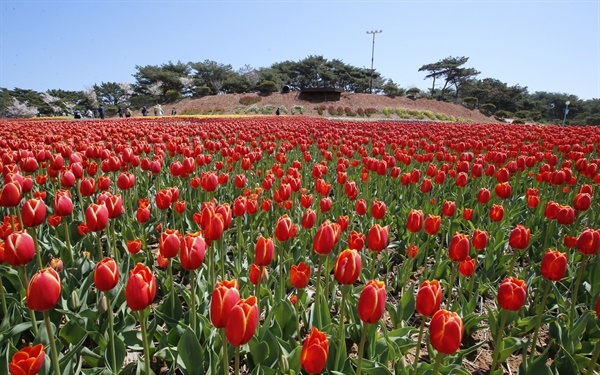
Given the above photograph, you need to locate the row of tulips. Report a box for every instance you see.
[1,116,600,375]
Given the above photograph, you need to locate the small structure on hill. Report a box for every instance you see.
[299,88,343,102]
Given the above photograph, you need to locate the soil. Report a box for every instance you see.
[134,92,497,123]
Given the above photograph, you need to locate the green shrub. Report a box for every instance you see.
[422,110,436,120]
[408,109,421,117]
[314,105,326,116]
[357,108,365,117]
[396,108,410,119]
[494,110,513,120]
[463,97,478,108]
[512,118,526,124]
[195,86,211,97]
[364,108,377,117]
[235,106,245,114]
[415,113,425,120]
[383,83,399,97]
[291,105,304,115]
[105,105,119,118]
[261,105,276,114]
[406,87,421,99]
[165,89,182,103]
[244,104,260,114]
[435,113,448,121]
[239,95,262,106]
[382,108,394,118]
[480,103,496,116]
[258,81,277,93]
[278,105,288,115]
[344,107,357,117]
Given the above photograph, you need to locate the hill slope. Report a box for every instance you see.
[143,92,496,123]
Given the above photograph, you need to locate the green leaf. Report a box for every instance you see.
[398,287,416,322]
[249,337,270,365]
[177,327,204,375]
[105,335,126,373]
[498,336,526,363]
[59,319,87,345]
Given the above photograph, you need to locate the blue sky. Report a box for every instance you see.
[1,0,599,99]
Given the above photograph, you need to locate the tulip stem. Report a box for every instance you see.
[234,345,240,375]
[221,328,229,375]
[335,285,348,369]
[63,219,74,266]
[279,241,285,302]
[508,249,519,275]
[31,226,43,270]
[43,311,61,375]
[236,216,242,273]
[139,309,152,375]
[190,271,197,334]
[323,256,330,302]
[219,237,225,280]
[570,255,587,331]
[19,266,38,336]
[97,231,103,261]
[256,265,263,303]
[369,251,377,280]
[490,309,508,372]
[529,280,551,361]
[413,316,427,375]
[111,219,120,264]
[105,291,118,374]
[314,255,323,329]
[431,351,444,375]
[587,340,600,375]
[209,243,214,289]
[356,323,368,375]
[13,207,23,231]
[446,262,458,310]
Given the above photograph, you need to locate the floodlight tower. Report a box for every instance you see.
[366,30,383,94]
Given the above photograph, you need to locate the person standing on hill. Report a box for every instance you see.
[98,104,105,119]
[118,107,124,118]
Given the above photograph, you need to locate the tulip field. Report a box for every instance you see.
[1,116,600,375]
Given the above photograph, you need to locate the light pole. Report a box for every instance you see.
[562,101,570,127]
[366,30,382,94]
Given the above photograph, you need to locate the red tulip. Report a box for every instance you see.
[355,199,367,216]
[573,193,591,211]
[85,203,109,232]
[21,199,46,227]
[371,200,386,220]
[357,280,387,323]
[367,224,389,252]
[125,263,156,311]
[301,327,329,374]
[275,214,297,242]
[337,215,349,231]
[254,236,274,266]
[333,249,361,285]
[455,172,468,187]
[249,264,266,285]
[406,243,418,258]
[159,229,182,259]
[126,239,142,254]
[4,230,35,266]
[234,174,246,189]
[459,256,476,277]
[442,200,456,217]
[497,277,527,311]
[545,201,559,220]
[448,232,470,262]
[226,296,259,346]
[301,209,317,229]
[313,220,341,255]
[527,195,540,208]
[210,279,240,328]
[50,258,63,272]
[509,224,531,250]
[232,196,247,216]
[26,267,61,311]
[136,199,151,223]
[94,257,119,291]
[155,189,172,210]
[300,194,313,209]
[425,214,441,235]
[495,182,512,199]
[416,280,442,317]
[556,205,575,225]
[290,262,310,289]
[429,309,464,354]
[463,208,473,221]
[319,197,332,213]
[344,180,358,200]
[420,178,433,193]
[577,228,600,255]
[0,180,22,207]
[175,200,186,214]
[180,232,206,270]
[406,209,424,233]
[489,204,504,222]
[53,190,73,216]
[9,344,45,375]
[540,249,567,281]
[348,230,366,252]
[216,203,232,230]
[472,229,488,250]
[477,188,491,204]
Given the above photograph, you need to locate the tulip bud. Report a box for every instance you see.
[406,209,424,233]
[95,257,119,291]
[541,249,567,281]
[416,280,442,317]
[509,224,531,250]
[27,268,62,311]
[210,279,240,328]
[180,232,206,271]
[5,230,35,266]
[333,249,361,285]
[367,224,389,252]
[448,232,470,262]
[125,263,156,311]
[497,277,527,311]
[459,256,476,277]
[21,198,46,227]
[357,280,387,323]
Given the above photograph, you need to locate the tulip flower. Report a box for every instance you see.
[477,188,491,204]
[301,209,317,229]
[492,277,527,370]
[442,200,456,217]
[495,182,512,199]
[577,227,600,255]
[211,279,240,375]
[125,263,156,311]
[180,232,206,271]
[459,256,476,277]
[21,198,46,228]
[94,257,119,291]
[367,224,389,252]
[4,230,35,267]
[10,344,45,375]
[275,214,296,242]
[301,327,329,374]
[53,190,73,216]
[159,229,182,259]
[448,232,470,262]
[472,229,488,250]
[371,200,386,220]
[406,209,424,233]
[355,199,367,216]
[356,280,386,374]
[85,203,109,232]
[254,236,274,266]
[573,192,591,211]
[226,296,259,346]
[290,262,310,289]
[425,214,441,235]
[489,204,504,222]
[136,199,151,223]
[334,249,361,285]
[313,220,341,255]
[556,204,575,225]
[348,230,366,252]
[429,309,464,354]
[26,267,61,312]
[0,180,22,207]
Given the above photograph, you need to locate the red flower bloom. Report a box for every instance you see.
[275,214,297,242]
[210,279,240,328]
[371,200,386,220]
[442,200,456,217]
[425,214,441,235]
[21,199,46,227]
[290,262,310,289]
[489,204,504,222]
[357,280,387,323]
[313,220,341,255]
[355,199,367,216]
[472,229,488,250]
[406,209,424,233]
[159,229,182,258]
[495,182,512,199]
[125,263,156,311]
[300,327,329,374]
[429,309,464,354]
[367,224,389,252]
[4,230,35,266]
[416,280,442,317]
[477,188,491,204]
[347,230,366,252]
[126,239,142,254]
[459,256,476,277]
[94,257,119,291]
[180,232,206,271]
[226,296,259,346]
[577,228,600,255]
[333,249,361,285]
[26,267,61,312]
[449,232,470,262]
[254,236,274,266]
[301,209,317,229]
[509,224,531,250]
[541,249,567,281]
[9,344,45,375]
[497,277,527,311]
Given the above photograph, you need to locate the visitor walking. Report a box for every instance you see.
[98,105,105,119]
